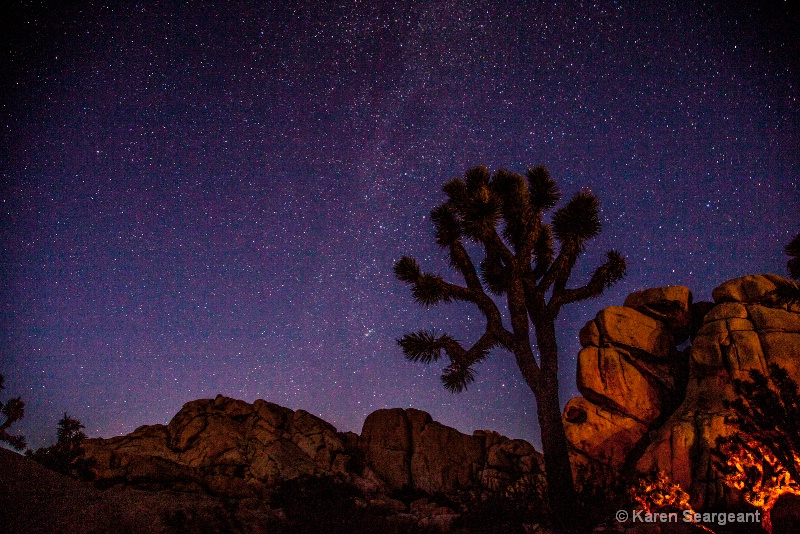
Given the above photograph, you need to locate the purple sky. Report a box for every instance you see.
[3,1,798,450]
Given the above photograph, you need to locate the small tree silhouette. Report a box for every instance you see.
[394,165,625,525]
[767,234,800,307]
[0,374,26,451]
[714,364,800,533]
[27,413,91,478]
[785,233,800,281]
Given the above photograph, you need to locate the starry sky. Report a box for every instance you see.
[2,1,798,450]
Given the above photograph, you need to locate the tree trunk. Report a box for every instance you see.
[533,317,581,530]
[535,374,580,529]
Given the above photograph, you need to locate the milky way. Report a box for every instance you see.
[3,1,798,449]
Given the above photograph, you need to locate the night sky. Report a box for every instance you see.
[3,1,798,451]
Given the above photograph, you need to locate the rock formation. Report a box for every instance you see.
[82,395,544,516]
[563,274,800,509]
[83,396,350,498]
[359,408,544,495]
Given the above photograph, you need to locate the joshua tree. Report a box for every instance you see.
[0,374,26,451]
[394,165,626,523]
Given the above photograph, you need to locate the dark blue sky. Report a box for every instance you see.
[3,1,798,450]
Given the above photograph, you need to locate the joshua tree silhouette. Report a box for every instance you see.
[394,165,626,525]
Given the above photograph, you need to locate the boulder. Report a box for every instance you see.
[359,408,513,494]
[579,319,601,347]
[290,409,345,470]
[644,283,800,508]
[84,397,543,510]
[0,447,283,534]
[576,346,670,423]
[634,370,739,509]
[690,306,766,378]
[358,408,412,489]
[473,430,544,491]
[689,301,716,341]
[624,285,692,343]
[249,439,318,485]
[79,274,800,522]
[406,409,484,494]
[711,273,787,304]
[595,306,675,359]
[563,396,648,470]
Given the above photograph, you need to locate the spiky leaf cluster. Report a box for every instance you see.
[481,255,509,295]
[552,189,600,246]
[461,194,500,242]
[490,169,534,251]
[397,330,491,392]
[439,166,501,242]
[397,331,455,363]
[595,250,627,291]
[441,363,476,393]
[443,338,496,392]
[443,178,467,205]
[431,166,603,265]
[438,166,548,269]
[394,256,421,283]
[526,166,560,210]
[464,165,491,191]
[412,273,450,306]
[0,374,26,451]
[431,205,461,248]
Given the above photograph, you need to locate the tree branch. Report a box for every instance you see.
[537,244,571,293]
[440,330,501,392]
[506,278,541,387]
[448,241,484,291]
[547,250,626,315]
[484,229,515,268]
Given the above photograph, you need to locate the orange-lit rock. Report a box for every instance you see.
[576,346,670,423]
[563,396,647,470]
[568,274,800,511]
[595,306,676,359]
[624,285,693,343]
[711,273,787,303]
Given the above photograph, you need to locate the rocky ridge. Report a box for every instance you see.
[82,396,544,529]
